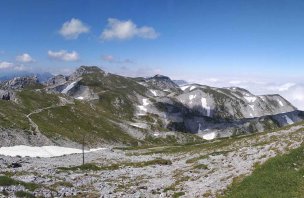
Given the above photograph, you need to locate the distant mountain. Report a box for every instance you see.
[0,65,303,147]
[0,71,53,83]
[173,80,188,86]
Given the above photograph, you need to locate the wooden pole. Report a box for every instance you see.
[82,134,85,165]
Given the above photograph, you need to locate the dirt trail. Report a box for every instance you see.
[26,97,73,133]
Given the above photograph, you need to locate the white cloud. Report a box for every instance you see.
[16,53,35,63]
[0,61,27,71]
[13,65,27,71]
[59,18,90,39]
[0,61,14,70]
[101,18,159,40]
[172,73,304,110]
[266,82,296,92]
[48,50,79,61]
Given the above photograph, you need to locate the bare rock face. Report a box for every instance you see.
[68,66,105,81]
[3,76,40,90]
[45,75,67,87]
[0,90,12,100]
[176,85,296,119]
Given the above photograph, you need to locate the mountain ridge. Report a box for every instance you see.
[0,65,302,147]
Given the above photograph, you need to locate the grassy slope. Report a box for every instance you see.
[31,100,139,145]
[0,89,59,130]
[222,144,304,198]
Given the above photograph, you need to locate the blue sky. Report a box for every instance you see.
[1,0,304,108]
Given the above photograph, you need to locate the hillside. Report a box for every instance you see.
[0,66,303,147]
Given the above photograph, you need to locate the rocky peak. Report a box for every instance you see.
[146,74,180,92]
[45,75,67,87]
[3,76,40,90]
[69,66,105,81]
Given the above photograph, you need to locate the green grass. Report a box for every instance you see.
[58,159,172,172]
[15,191,35,198]
[173,191,185,198]
[31,101,140,146]
[222,144,304,198]
[0,175,39,191]
[193,164,208,170]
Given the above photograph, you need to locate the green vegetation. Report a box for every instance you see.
[15,191,35,198]
[0,100,29,129]
[18,90,60,113]
[58,159,172,172]
[222,144,304,198]
[31,100,139,145]
[0,175,39,191]
[193,164,208,170]
[173,191,185,198]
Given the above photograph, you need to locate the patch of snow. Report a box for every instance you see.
[129,123,148,129]
[138,82,147,86]
[190,86,196,91]
[202,132,216,140]
[249,104,255,111]
[150,89,158,96]
[244,96,257,103]
[0,145,106,158]
[260,96,266,101]
[180,85,189,91]
[142,98,149,106]
[198,123,202,133]
[189,94,196,101]
[138,106,147,112]
[137,98,149,115]
[153,133,160,137]
[201,98,211,116]
[61,81,77,94]
[250,113,254,117]
[278,100,284,107]
[76,96,84,100]
[284,115,294,125]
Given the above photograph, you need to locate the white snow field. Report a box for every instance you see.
[244,96,257,103]
[201,98,211,116]
[0,145,106,158]
[284,115,294,125]
[202,132,217,140]
[61,81,77,94]
[149,89,158,96]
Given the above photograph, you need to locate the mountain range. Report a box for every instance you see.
[0,66,303,147]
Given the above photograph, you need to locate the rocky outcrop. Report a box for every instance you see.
[45,75,67,87]
[176,84,296,119]
[3,76,40,90]
[146,74,181,92]
[68,66,105,81]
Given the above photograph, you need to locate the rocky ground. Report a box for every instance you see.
[0,123,303,198]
